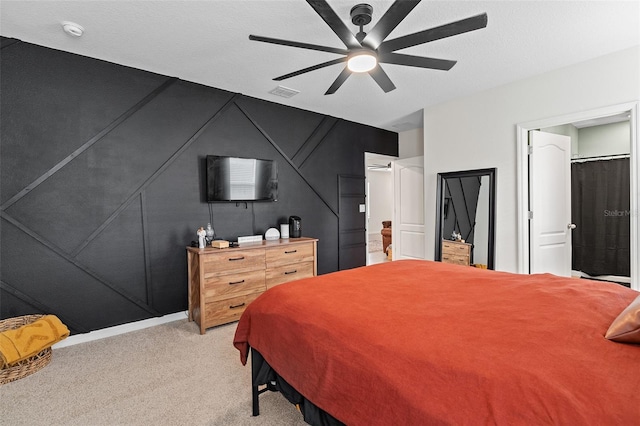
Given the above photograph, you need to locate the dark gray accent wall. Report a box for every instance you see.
[442,177,482,244]
[0,38,397,333]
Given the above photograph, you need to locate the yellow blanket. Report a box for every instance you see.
[0,315,69,367]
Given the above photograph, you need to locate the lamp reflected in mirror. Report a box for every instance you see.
[435,168,496,269]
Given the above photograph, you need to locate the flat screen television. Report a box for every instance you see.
[206,155,278,202]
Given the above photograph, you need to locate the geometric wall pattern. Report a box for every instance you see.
[0,37,397,333]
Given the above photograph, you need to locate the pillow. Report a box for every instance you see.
[605,295,640,343]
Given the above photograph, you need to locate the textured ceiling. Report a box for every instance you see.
[1,1,638,132]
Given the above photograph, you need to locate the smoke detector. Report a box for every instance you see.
[61,21,84,37]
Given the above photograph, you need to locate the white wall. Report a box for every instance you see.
[399,128,424,158]
[578,121,631,157]
[423,46,640,272]
[542,121,630,158]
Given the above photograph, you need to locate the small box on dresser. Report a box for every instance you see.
[186,237,318,334]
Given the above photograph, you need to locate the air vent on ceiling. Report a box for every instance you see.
[269,85,300,98]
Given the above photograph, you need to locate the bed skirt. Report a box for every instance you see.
[251,348,344,426]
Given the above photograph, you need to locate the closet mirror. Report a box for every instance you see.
[435,168,496,269]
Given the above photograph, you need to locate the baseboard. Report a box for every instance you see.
[53,311,188,349]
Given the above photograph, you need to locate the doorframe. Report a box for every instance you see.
[516,102,639,290]
[364,152,397,264]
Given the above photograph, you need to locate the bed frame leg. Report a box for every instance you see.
[252,386,260,416]
[251,348,260,416]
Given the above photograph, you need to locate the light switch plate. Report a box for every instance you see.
[359,204,366,213]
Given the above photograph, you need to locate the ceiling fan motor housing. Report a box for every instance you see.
[350,4,373,27]
[351,3,373,42]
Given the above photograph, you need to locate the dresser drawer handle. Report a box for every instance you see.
[229,280,245,285]
[229,256,245,261]
[229,302,246,309]
[284,270,298,275]
[284,250,297,254]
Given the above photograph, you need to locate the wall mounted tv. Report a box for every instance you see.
[206,155,278,202]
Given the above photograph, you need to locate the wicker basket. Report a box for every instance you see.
[0,314,53,385]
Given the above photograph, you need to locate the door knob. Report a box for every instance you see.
[567,223,577,230]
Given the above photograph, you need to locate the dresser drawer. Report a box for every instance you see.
[204,269,265,301]
[203,292,261,328]
[266,242,315,268]
[442,241,471,255]
[202,250,265,276]
[442,254,470,266]
[266,261,314,289]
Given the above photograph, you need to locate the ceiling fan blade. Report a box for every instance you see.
[362,0,421,50]
[369,65,396,93]
[325,67,352,95]
[378,13,488,53]
[306,0,362,49]
[249,35,349,55]
[274,58,347,81]
[379,52,456,71]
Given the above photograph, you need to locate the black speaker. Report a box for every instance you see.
[289,216,301,238]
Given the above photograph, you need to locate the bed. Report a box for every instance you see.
[233,259,640,425]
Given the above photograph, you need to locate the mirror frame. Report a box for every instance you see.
[435,168,496,269]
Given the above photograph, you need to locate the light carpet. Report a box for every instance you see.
[0,316,307,426]
[368,235,383,253]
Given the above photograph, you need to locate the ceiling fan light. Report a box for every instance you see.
[347,51,377,73]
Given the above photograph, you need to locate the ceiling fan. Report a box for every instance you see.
[249,0,488,95]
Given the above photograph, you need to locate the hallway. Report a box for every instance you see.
[368,233,391,265]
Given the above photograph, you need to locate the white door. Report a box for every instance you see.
[529,130,572,276]
[393,156,424,259]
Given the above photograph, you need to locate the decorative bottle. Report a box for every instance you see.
[205,223,215,244]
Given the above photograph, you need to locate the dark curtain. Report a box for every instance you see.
[571,158,630,276]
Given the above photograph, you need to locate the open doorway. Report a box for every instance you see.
[365,153,396,265]
[516,102,639,291]
[542,115,631,286]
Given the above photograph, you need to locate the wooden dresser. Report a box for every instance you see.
[186,237,318,334]
[441,240,472,266]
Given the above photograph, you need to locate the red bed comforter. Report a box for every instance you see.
[234,260,640,425]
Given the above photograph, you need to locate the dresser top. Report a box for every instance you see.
[186,237,318,254]
[442,239,471,247]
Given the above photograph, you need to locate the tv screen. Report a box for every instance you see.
[206,155,278,202]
